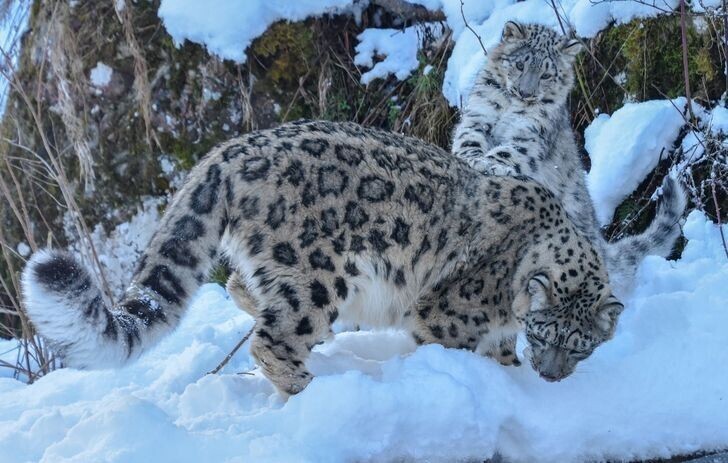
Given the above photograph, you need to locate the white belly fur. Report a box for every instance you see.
[338,256,417,328]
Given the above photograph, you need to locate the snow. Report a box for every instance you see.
[354,23,444,85]
[89,62,113,88]
[708,105,728,135]
[158,0,358,62]
[16,242,30,257]
[585,98,687,226]
[2,212,727,462]
[156,0,690,107]
[0,1,30,114]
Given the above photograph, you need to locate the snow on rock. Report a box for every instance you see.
[585,98,687,226]
[354,23,444,85]
[158,0,357,62]
[708,105,728,135]
[155,0,690,107]
[568,0,680,38]
[89,62,113,88]
[2,213,727,462]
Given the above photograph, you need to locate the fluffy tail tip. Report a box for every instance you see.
[658,175,688,220]
[21,250,112,368]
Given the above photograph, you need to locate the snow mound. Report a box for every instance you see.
[2,212,727,462]
[158,0,357,62]
[585,98,687,226]
[355,23,444,85]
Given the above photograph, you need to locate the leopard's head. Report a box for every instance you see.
[513,267,623,382]
[487,22,583,104]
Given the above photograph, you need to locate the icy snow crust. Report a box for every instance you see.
[1,212,727,462]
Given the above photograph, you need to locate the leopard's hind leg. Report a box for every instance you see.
[248,273,342,396]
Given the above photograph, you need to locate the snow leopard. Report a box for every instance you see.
[23,120,624,395]
[452,21,686,297]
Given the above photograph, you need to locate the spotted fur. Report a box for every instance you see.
[451,22,686,363]
[23,120,622,395]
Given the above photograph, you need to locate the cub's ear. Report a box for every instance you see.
[595,295,624,338]
[561,38,584,56]
[527,273,550,311]
[502,21,526,42]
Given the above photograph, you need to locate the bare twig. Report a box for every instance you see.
[723,0,728,99]
[460,0,487,57]
[680,0,695,122]
[550,0,567,35]
[206,325,255,375]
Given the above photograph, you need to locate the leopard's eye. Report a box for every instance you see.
[568,349,590,360]
[516,62,524,71]
[541,73,552,80]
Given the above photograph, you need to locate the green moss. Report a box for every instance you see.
[208,262,231,288]
[602,16,723,101]
[251,21,315,98]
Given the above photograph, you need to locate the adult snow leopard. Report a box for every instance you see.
[23,121,624,395]
[452,21,686,300]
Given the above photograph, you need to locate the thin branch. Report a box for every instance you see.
[680,0,695,122]
[460,0,487,57]
[206,325,255,375]
[550,0,567,35]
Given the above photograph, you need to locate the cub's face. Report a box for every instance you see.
[520,273,623,382]
[488,22,582,104]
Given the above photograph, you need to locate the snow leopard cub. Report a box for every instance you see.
[453,21,685,294]
[23,121,624,395]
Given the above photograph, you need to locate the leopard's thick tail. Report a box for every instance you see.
[604,175,687,296]
[22,158,228,369]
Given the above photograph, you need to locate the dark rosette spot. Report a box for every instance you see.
[191,164,222,214]
[300,138,330,157]
[344,201,369,230]
[318,165,349,197]
[236,196,259,220]
[404,182,435,213]
[272,242,298,266]
[239,156,271,182]
[335,145,363,166]
[174,216,205,240]
[141,265,186,305]
[283,159,306,186]
[298,217,319,248]
[391,218,410,247]
[309,248,335,272]
[296,316,314,335]
[266,196,287,230]
[310,280,330,308]
[357,176,395,202]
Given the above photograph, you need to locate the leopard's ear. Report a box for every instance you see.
[594,295,624,338]
[527,273,550,311]
[561,38,584,57]
[502,21,526,42]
